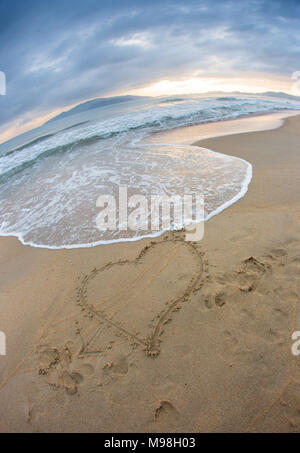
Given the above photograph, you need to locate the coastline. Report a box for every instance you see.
[1,114,300,432]
[146,109,300,145]
[1,110,299,250]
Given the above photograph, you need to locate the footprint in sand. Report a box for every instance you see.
[202,286,228,310]
[154,400,180,423]
[37,345,85,395]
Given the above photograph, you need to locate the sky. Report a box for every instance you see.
[0,0,300,143]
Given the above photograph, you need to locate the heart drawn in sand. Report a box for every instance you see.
[76,238,204,356]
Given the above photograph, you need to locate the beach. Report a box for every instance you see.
[1,114,300,433]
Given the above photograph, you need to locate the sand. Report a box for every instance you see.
[0,114,300,433]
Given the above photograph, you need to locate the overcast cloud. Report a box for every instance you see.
[0,0,300,140]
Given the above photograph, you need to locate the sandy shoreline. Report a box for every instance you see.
[1,114,300,432]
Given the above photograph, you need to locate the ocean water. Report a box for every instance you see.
[0,93,299,248]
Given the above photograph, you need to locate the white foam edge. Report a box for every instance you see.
[0,145,252,250]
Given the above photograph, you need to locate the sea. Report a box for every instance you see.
[0,93,299,248]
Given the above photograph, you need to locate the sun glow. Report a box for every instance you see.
[127,74,293,97]
[0,73,294,145]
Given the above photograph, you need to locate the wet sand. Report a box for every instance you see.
[1,114,300,432]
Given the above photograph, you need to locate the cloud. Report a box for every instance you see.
[0,0,299,141]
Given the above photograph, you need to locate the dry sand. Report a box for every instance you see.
[0,114,300,433]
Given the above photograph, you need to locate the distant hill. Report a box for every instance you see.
[229,90,300,101]
[259,91,300,101]
[44,91,300,125]
[206,90,300,101]
[46,95,148,124]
